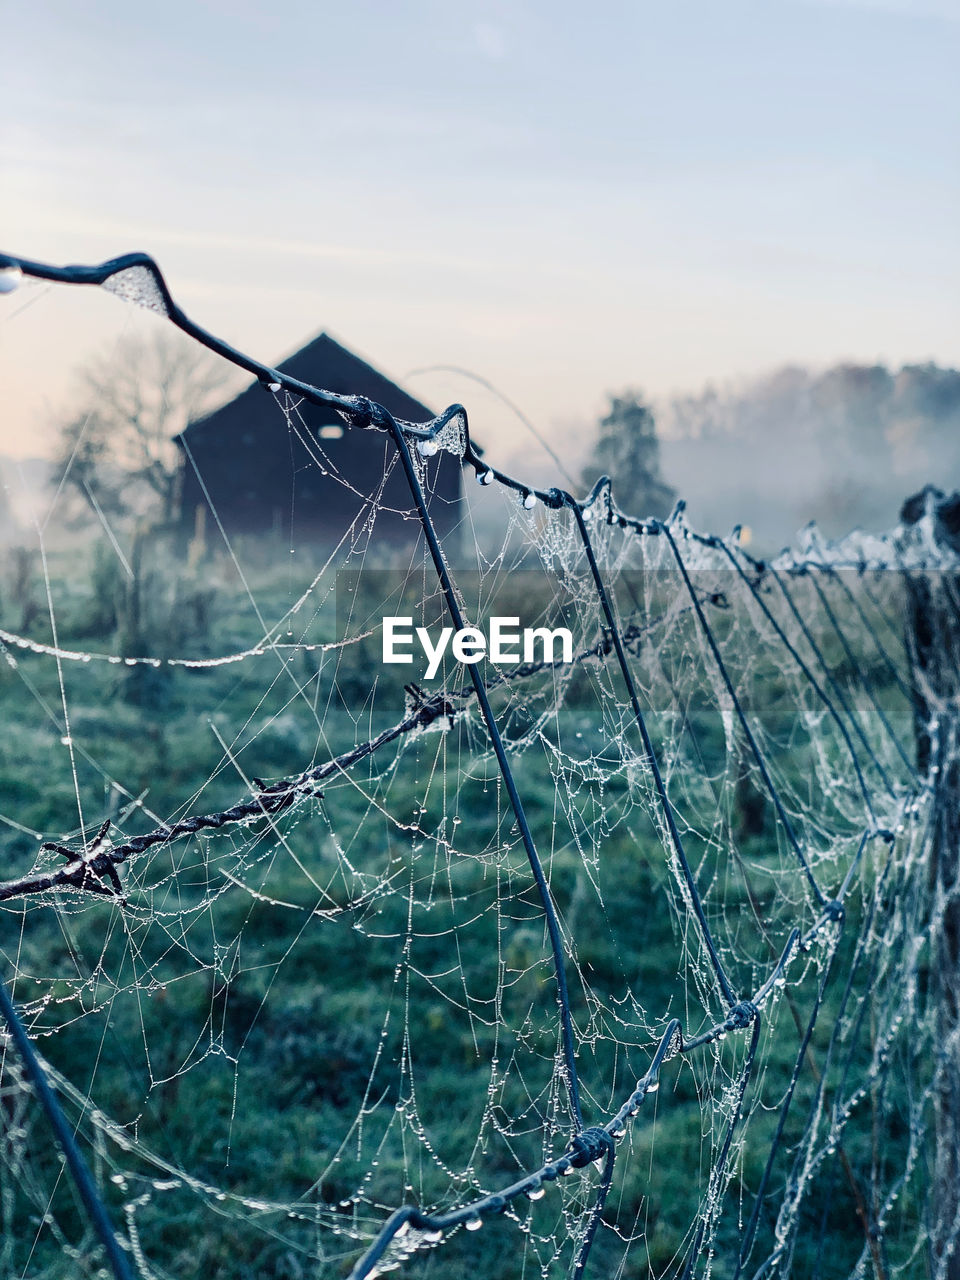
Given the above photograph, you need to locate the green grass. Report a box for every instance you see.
[0,540,931,1280]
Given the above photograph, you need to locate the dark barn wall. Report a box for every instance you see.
[176,334,461,555]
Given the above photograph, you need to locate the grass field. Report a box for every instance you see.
[0,531,930,1280]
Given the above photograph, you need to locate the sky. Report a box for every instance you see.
[1,0,958,481]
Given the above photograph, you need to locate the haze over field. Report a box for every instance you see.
[1,0,957,543]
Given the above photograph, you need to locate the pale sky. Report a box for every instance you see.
[1,0,958,480]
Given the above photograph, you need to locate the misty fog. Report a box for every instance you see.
[659,361,960,551]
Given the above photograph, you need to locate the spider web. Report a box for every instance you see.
[0,256,954,1280]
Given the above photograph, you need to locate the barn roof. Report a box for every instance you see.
[178,332,433,441]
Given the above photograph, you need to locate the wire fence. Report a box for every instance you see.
[0,249,957,1280]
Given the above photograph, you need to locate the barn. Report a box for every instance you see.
[174,333,462,553]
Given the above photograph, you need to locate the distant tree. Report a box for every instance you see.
[581,391,676,518]
[51,332,229,529]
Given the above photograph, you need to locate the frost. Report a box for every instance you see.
[101,264,170,316]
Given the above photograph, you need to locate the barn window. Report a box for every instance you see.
[318,424,344,439]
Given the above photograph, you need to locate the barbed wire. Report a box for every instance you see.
[0,249,955,1280]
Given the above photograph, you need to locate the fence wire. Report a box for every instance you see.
[0,250,957,1280]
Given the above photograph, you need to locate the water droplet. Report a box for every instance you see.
[0,266,23,294]
[477,469,494,485]
[417,439,439,457]
[527,1185,545,1200]
[523,492,537,509]
[465,1215,483,1231]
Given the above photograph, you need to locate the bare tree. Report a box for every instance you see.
[51,331,230,529]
